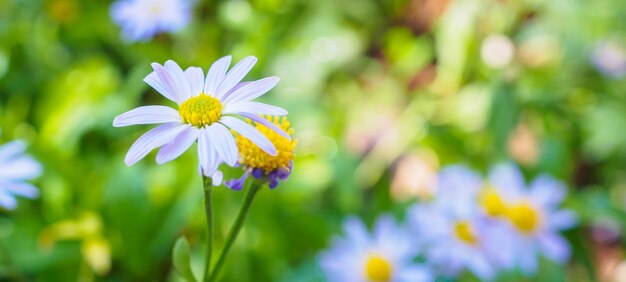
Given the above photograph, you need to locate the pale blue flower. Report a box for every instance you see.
[113,56,289,185]
[483,163,578,275]
[0,140,42,210]
[110,0,192,42]
[319,215,432,282]
[591,40,626,78]
[408,166,509,281]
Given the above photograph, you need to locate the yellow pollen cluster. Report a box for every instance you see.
[178,94,222,127]
[505,202,540,234]
[480,189,507,217]
[365,255,393,282]
[454,221,478,245]
[235,116,297,173]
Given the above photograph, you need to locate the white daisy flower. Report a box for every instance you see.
[113,56,289,183]
[479,163,578,274]
[319,215,432,282]
[408,166,509,281]
[0,140,42,210]
[110,0,192,42]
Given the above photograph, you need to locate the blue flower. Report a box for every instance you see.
[110,0,193,42]
[319,215,432,282]
[0,140,42,210]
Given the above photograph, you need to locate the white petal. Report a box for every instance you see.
[0,191,17,210]
[185,67,204,97]
[113,106,181,127]
[164,60,192,101]
[538,233,571,264]
[0,156,43,180]
[144,72,178,103]
[239,113,291,140]
[223,102,288,116]
[222,76,279,104]
[151,63,184,104]
[125,123,189,166]
[219,82,249,101]
[1,182,39,199]
[530,175,567,208]
[547,210,578,230]
[342,217,370,250]
[489,163,526,199]
[219,116,277,156]
[211,171,223,186]
[156,127,200,164]
[204,55,232,96]
[198,128,219,176]
[205,123,238,166]
[216,56,257,99]
[0,140,27,162]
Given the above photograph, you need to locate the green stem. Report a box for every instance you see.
[202,176,213,282]
[207,181,263,282]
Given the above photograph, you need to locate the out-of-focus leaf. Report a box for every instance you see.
[172,236,197,282]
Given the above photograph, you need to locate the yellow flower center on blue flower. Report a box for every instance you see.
[235,116,297,173]
[365,254,393,282]
[480,188,507,217]
[454,221,478,245]
[178,94,222,127]
[505,202,540,234]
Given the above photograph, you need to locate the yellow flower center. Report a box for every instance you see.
[178,94,222,127]
[480,189,507,217]
[236,116,297,173]
[505,202,540,234]
[364,255,393,282]
[454,221,478,245]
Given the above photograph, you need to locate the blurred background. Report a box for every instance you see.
[1,0,626,281]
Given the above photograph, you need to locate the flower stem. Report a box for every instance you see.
[207,180,263,282]
[202,176,213,282]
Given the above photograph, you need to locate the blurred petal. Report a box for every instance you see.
[529,175,567,208]
[548,210,578,230]
[0,140,27,162]
[0,191,17,210]
[1,182,39,199]
[489,163,526,199]
[538,233,571,264]
[113,106,181,127]
[0,156,43,180]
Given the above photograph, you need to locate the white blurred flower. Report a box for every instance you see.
[110,0,192,42]
[0,140,42,210]
[319,215,432,282]
[479,164,578,274]
[113,56,289,184]
[481,34,515,69]
[591,40,626,79]
[408,166,509,280]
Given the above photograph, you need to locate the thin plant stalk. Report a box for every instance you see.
[207,180,263,282]
[202,176,213,282]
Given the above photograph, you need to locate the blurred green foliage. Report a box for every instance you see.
[1,0,626,281]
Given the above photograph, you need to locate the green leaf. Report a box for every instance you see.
[172,236,197,282]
